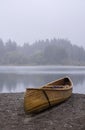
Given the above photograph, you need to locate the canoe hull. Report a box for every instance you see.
[24,88,72,114]
[24,77,73,114]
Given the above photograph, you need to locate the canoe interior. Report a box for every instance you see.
[42,76,72,87]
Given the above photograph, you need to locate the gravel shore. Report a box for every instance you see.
[0,93,85,130]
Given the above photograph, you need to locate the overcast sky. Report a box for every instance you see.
[0,0,85,47]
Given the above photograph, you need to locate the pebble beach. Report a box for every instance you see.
[0,93,85,130]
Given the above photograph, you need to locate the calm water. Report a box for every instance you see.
[0,66,85,94]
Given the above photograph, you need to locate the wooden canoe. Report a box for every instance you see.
[24,77,73,114]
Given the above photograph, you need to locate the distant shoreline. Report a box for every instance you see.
[0,65,85,67]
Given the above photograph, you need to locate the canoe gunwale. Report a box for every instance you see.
[26,87,72,91]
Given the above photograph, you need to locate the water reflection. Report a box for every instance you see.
[0,66,85,94]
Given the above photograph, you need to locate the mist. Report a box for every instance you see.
[0,0,85,47]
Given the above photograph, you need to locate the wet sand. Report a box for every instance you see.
[0,93,85,130]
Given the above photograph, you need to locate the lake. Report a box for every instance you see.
[0,66,85,94]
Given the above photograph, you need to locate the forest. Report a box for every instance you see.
[0,38,85,65]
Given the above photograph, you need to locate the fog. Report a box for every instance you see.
[0,0,85,47]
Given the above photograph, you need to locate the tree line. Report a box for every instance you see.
[0,38,85,65]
